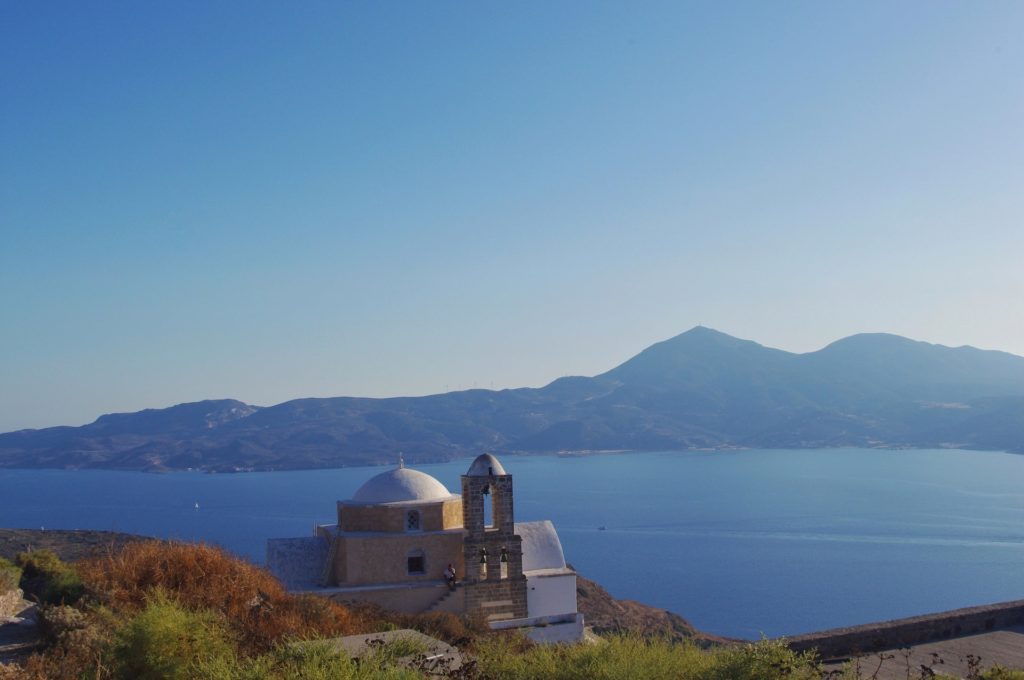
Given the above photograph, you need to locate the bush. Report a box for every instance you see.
[15,550,65,578]
[77,541,369,653]
[708,638,821,680]
[110,590,235,680]
[470,635,823,680]
[193,641,423,680]
[982,667,1024,680]
[37,604,88,642]
[15,550,85,605]
[383,610,487,646]
[0,556,22,593]
[22,605,114,680]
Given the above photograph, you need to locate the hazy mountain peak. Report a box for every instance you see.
[3,329,1024,471]
[627,326,767,358]
[598,326,790,387]
[666,325,748,344]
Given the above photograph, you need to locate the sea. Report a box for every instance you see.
[1,448,1022,640]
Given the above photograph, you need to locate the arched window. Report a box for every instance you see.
[406,510,421,531]
[407,549,425,575]
[482,486,494,528]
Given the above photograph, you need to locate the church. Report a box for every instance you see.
[267,453,584,643]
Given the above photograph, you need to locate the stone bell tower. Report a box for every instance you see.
[461,453,528,620]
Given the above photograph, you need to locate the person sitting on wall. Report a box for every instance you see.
[445,563,457,590]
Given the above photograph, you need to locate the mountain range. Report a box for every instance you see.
[2,327,1023,471]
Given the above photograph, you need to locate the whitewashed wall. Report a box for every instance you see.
[525,572,577,619]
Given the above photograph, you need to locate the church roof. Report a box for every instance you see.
[351,466,456,505]
[516,520,568,572]
[466,453,507,477]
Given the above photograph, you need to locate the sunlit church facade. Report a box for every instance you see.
[267,453,583,643]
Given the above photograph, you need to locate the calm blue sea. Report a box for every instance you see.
[2,448,1023,639]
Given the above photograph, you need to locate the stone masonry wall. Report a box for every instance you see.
[325,583,451,614]
[785,600,1024,659]
[461,473,528,621]
[464,577,529,621]
[339,500,464,533]
[339,504,406,533]
[337,532,464,586]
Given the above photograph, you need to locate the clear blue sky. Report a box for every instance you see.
[2,1,1022,431]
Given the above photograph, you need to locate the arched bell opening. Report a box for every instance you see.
[482,484,495,529]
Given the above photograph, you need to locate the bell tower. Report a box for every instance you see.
[461,453,527,620]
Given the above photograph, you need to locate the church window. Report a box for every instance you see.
[406,510,421,531]
[407,549,425,575]
[483,487,494,528]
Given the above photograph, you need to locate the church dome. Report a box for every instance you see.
[351,466,454,505]
[466,453,507,477]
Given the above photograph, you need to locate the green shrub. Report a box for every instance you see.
[193,641,422,679]
[0,557,21,593]
[471,634,823,680]
[982,667,1024,680]
[15,550,85,605]
[37,604,88,642]
[110,590,235,680]
[708,638,821,680]
[28,605,114,680]
[372,635,428,661]
[15,549,65,577]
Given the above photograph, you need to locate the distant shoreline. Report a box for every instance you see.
[0,444,1017,475]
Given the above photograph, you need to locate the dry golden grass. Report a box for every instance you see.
[76,541,371,653]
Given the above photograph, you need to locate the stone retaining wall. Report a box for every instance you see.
[785,600,1024,659]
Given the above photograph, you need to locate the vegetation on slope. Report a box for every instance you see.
[0,540,1021,680]
[0,529,144,565]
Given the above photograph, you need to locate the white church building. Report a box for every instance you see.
[267,453,584,643]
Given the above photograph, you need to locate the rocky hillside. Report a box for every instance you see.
[574,573,726,646]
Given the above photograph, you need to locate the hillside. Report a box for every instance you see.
[573,572,726,646]
[2,327,1023,471]
[0,529,712,646]
[0,529,146,564]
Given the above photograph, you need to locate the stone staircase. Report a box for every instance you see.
[425,584,462,613]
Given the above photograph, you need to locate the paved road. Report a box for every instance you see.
[824,625,1024,679]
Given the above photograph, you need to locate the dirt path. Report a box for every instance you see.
[0,598,39,664]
